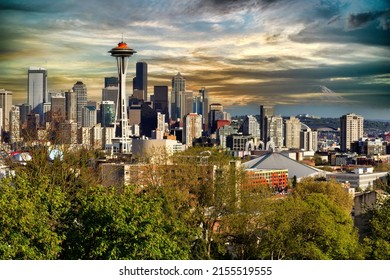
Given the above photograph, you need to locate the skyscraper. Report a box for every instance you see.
[300,124,318,152]
[198,87,209,131]
[284,116,301,149]
[102,86,119,120]
[153,85,169,121]
[259,105,274,143]
[108,41,136,153]
[208,103,224,134]
[183,113,202,146]
[73,81,87,126]
[28,67,47,123]
[242,115,260,137]
[101,101,116,127]
[340,113,364,152]
[267,115,284,149]
[104,77,118,88]
[9,105,21,144]
[82,105,97,127]
[51,93,66,122]
[133,61,147,101]
[171,72,186,120]
[65,90,77,122]
[0,89,12,132]
[180,91,194,120]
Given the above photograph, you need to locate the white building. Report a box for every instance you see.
[327,168,388,190]
[284,116,301,149]
[132,138,184,159]
[242,115,260,138]
[0,89,12,132]
[183,113,202,146]
[300,123,318,151]
[267,115,284,148]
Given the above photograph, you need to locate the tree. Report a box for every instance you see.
[0,172,67,259]
[222,177,363,260]
[59,185,192,259]
[363,198,390,259]
[293,177,354,214]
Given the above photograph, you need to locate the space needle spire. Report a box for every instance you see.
[108,40,136,154]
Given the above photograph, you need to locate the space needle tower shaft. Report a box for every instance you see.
[108,41,136,154]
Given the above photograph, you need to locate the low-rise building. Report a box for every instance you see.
[244,168,288,192]
[326,168,389,190]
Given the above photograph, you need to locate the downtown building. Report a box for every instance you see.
[242,115,260,138]
[267,115,284,150]
[133,62,148,101]
[259,105,274,143]
[284,116,301,149]
[73,81,87,126]
[340,113,364,152]
[28,67,48,126]
[0,89,12,133]
[183,113,203,147]
[171,72,186,121]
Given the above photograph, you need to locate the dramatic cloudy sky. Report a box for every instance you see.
[1,0,389,119]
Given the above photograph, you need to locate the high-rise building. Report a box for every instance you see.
[18,104,31,127]
[100,101,116,127]
[73,81,87,126]
[340,113,364,152]
[300,124,318,152]
[153,112,166,139]
[9,106,21,143]
[0,89,12,132]
[180,91,194,120]
[102,86,119,120]
[58,120,78,144]
[104,77,118,88]
[267,115,284,149]
[28,67,47,123]
[133,62,148,101]
[183,113,202,146]
[259,105,274,143]
[284,116,301,149]
[208,103,224,134]
[171,72,186,120]
[51,93,66,122]
[217,125,237,149]
[128,103,141,126]
[197,87,209,131]
[65,90,77,122]
[242,115,260,137]
[153,86,169,121]
[82,105,97,127]
[108,41,136,153]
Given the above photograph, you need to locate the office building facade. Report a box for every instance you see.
[133,62,148,101]
[340,113,364,152]
[28,67,47,124]
[73,81,87,126]
[259,105,274,143]
[0,89,12,132]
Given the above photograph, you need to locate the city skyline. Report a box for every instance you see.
[0,0,389,120]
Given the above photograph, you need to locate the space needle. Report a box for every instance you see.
[108,40,136,154]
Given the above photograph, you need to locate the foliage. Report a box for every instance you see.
[373,163,390,173]
[0,172,67,259]
[363,198,390,259]
[59,185,191,259]
[0,146,379,260]
[293,177,354,214]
